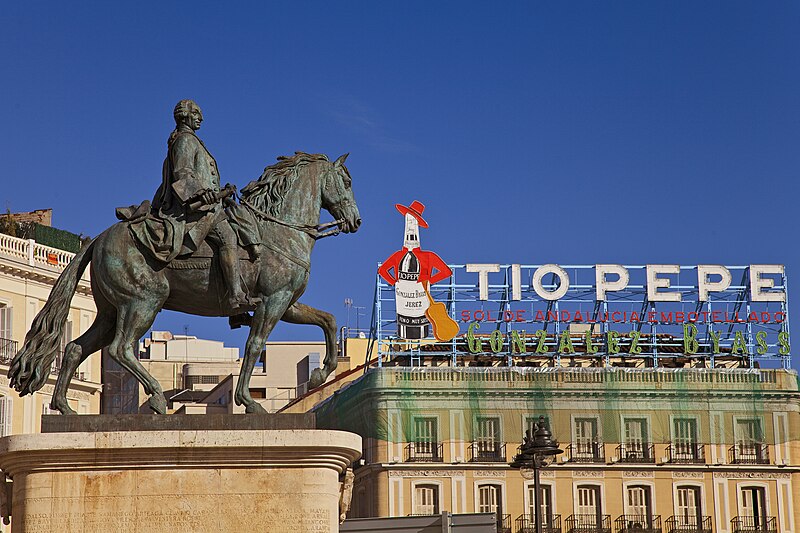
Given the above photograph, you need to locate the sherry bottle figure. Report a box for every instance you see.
[378,201,453,340]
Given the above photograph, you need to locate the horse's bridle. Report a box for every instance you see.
[238,164,350,240]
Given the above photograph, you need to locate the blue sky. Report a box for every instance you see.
[2,2,798,362]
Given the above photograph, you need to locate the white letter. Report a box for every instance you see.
[697,265,731,301]
[512,264,521,301]
[750,265,786,302]
[467,264,500,301]
[595,264,629,300]
[532,264,569,300]
[646,264,681,302]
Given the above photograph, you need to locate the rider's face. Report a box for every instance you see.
[187,106,203,130]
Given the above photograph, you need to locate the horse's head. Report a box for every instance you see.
[322,153,361,234]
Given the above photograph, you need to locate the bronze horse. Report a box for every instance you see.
[8,152,361,414]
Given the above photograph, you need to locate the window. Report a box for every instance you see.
[675,486,702,527]
[671,419,702,462]
[623,418,650,460]
[625,485,653,525]
[478,484,503,517]
[474,417,502,460]
[576,485,602,525]
[573,417,601,461]
[734,419,766,463]
[527,484,554,526]
[414,417,438,456]
[0,396,12,437]
[739,487,768,527]
[413,484,439,515]
[0,304,12,361]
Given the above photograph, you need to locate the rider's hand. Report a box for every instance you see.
[201,190,217,205]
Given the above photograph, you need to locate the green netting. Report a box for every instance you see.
[314,367,799,446]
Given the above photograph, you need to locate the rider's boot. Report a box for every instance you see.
[219,245,259,308]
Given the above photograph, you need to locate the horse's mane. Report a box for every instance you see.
[240,152,329,216]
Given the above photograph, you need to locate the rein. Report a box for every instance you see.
[239,196,343,240]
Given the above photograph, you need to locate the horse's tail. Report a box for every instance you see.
[8,237,97,395]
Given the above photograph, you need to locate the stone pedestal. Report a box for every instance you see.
[0,420,361,533]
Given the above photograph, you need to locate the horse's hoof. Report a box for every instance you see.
[51,399,76,415]
[309,368,326,389]
[148,394,168,414]
[245,402,268,414]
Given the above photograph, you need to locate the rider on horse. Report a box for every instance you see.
[147,99,260,308]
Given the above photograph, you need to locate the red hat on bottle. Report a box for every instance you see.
[395,200,429,228]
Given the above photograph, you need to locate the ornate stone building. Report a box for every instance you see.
[313,365,799,533]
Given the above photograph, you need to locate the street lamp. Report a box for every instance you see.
[510,416,563,533]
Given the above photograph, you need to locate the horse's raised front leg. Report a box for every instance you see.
[281,302,339,389]
[236,291,293,414]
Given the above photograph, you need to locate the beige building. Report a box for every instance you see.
[306,362,799,533]
[0,230,102,436]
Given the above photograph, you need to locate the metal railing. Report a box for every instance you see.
[728,444,769,465]
[731,516,777,533]
[615,515,662,533]
[616,443,655,463]
[405,442,444,462]
[566,514,612,533]
[567,442,605,463]
[665,516,712,533]
[516,513,562,533]
[496,513,511,533]
[667,443,705,464]
[0,337,17,364]
[469,441,507,462]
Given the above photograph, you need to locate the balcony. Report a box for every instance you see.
[667,443,705,464]
[731,516,777,533]
[405,442,444,462]
[728,444,769,465]
[567,442,605,463]
[615,515,662,533]
[566,514,612,533]
[665,516,712,533]
[468,441,507,462]
[516,513,562,533]
[616,443,655,464]
[0,337,18,364]
[495,513,511,533]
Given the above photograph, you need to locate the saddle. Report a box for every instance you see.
[169,241,251,270]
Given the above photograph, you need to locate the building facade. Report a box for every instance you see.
[314,366,799,533]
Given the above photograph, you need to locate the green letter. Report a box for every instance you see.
[731,331,748,355]
[535,330,549,354]
[683,323,699,354]
[629,331,642,354]
[510,330,527,354]
[755,331,768,355]
[558,330,575,354]
[778,331,791,355]
[489,330,504,353]
[467,322,482,353]
[585,329,598,354]
[607,331,620,354]
[708,330,721,354]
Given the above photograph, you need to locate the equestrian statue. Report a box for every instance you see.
[7,99,362,414]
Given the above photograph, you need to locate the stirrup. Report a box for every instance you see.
[229,313,252,329]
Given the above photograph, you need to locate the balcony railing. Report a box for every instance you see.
[667,443,705,464]
[728,444,769,465]
[516,513,562,533]
[665,516,712,533]
[0,337,18,364]
[469,441,507,462]
[731,516,777,533]
[567,442,605,463]
[495,513,511,533]
[615,515,662,533]
[566,514,612,533]
[405,442,444,462]
[616,443,655,464]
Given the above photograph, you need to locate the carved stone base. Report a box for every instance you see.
[0,429,361,533]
